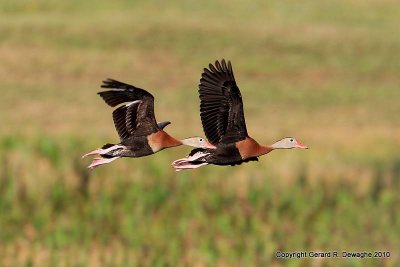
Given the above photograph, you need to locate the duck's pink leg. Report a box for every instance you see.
[82,145,124,158]
[171,152,209,171]
[88,157,120,169]
[173,162,208,172]
[171,152,210,166]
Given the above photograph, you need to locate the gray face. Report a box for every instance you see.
[278,137,308,149]
[283,137,297,148]
[182,137,207,148]
[195,137,206,148]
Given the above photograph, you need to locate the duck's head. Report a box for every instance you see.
[270,137,308,149]
[181,137,216,149]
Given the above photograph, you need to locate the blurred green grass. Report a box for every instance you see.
[0,0,400,266]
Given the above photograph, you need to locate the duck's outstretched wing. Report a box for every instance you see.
[199,59,248,145]
[98,79,159,140]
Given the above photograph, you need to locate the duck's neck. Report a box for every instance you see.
[256,145,274,156]
[269,140,288,150]
[165,136,183,148]
[148,131,182,152]
[236,137,274,158]
[259,140,290,154]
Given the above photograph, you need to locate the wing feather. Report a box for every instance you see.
[198,59,248,145]
[98,79,159,139]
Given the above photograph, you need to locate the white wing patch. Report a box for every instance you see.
[126,100,142,107]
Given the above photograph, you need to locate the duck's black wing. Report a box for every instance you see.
[199,59,248,145]
[157,121,171,129]
[98,79,159,140]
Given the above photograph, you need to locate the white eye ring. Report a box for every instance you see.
[200,138,204,142]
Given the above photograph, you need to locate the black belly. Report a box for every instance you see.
[120,136,154,157]
[192,144,259,166]
[209,156,259,166]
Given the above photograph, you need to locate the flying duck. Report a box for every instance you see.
[83,79,215,169]
[172,60,308,171]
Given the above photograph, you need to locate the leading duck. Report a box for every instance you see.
[172,59,308,171]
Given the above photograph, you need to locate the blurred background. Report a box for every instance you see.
[1,0,399,266]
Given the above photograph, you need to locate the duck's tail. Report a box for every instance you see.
[82,144,125,169]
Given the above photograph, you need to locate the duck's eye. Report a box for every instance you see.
[200,138,204,142]
[290,139,294,142]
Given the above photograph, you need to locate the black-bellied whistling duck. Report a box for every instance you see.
[172,60,308,171]
[83,79,215,169]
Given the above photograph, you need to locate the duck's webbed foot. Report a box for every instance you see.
[172,152,209,165]
[173,162,208,172]
[171,152,210,172]
[82,145,124,158]
[87,157,120,170]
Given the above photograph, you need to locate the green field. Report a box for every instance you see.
[1,0,400,266]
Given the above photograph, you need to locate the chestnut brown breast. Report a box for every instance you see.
[235,137,271,159]
[147,130,181,152]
